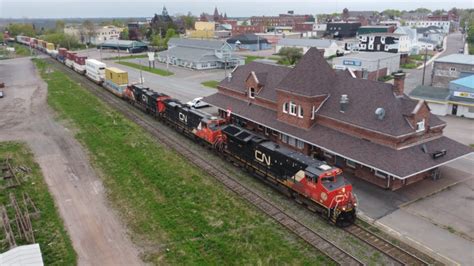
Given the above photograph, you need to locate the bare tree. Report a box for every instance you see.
[82,20,96,44]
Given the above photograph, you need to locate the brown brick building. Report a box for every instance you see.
[250,13,313,27]
[204,48,473,190]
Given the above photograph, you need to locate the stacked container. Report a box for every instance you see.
[57,48,67,63]
[73,55,87,74]
[103,67,129,97]
[65,52,77,68]
[85,59,107,84]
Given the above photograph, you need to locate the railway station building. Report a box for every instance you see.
[203,48,473,190]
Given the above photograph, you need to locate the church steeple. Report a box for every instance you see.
[162,6,169,17]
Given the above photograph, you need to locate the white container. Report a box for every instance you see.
[85,59,107,84]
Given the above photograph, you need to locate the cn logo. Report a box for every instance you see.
[179,112,187,123]
[255,150,271,166]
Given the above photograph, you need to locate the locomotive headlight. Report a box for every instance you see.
[342,207,346,211]
[354,203,357,207]
[342,187,346,193]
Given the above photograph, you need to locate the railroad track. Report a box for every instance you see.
[46,58,363,265]
[345,224,429,265]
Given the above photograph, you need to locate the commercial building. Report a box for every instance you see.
[356,33,411,53]
[332,52,400,80]
[203,48,472,190]
[250,12,314,27]
[232,25,265,36]
[326,22,361,38]
[405,20,451,34]
[96,40,147,53]
[356,25,394,35]
[410,75,474,118]
[276,39,341,58]
[226,34,272,51]
[156,38,244,70]
[431,54,474,87]
[186,21,216,39]
[64,25,123,45]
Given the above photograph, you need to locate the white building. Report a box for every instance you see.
[276,39,341,58]
[405,20,451,34]
[64,25,124,45]
[394,26,418,54]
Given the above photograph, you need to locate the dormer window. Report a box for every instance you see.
[283,102,289,113]
[249,87,255,99]
[298,105,304,118]
[289,101,297,116]
[416,119,425,132]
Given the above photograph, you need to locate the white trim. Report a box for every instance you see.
[298,105,304,118]
[346,159,356,169]
[249,87,255,99]
[289,101,297,116]
[282,102,288,113]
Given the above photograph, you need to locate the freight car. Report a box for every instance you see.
[222,125,356,226]
[57,48,67,63]
[85,59,106,84]
[16,36,358,226]
[73,55,87,74]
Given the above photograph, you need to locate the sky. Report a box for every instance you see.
[1,0,472,19]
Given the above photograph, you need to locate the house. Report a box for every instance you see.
[394,26,418,54]
[355,33,411,53]
[226,34,272,51]
[326,22,361,38]
[405,20,451,34]
[276,39,341,58]
[203,48,472,190]
[332,52,400,80]
[416,26,444,46]
[417,38,438,51]
[431,54,474,87]
[156,38,244,70]
[410,75,474,118]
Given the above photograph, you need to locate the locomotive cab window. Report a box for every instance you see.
[321,176,335,183]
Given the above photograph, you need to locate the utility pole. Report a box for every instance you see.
[224,56,227,80]
[139,59,144,84]
[375,59,381,81]
[422,48,428,86]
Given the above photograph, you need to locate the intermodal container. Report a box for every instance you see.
[73,56,87,74]
[105,67,128,85]
[46,43,55,50]
[65,52,77,68]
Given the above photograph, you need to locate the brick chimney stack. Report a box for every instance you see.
[393,72,406,97]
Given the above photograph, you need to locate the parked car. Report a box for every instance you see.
[0,91,4,98]
[186,97,209,109]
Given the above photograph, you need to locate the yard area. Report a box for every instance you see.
[0,142,76,265]
[34,59,332,265]
[116,61,174,76]
[201,80,220,88]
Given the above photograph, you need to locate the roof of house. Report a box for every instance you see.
[168,38,228,50]
[204,92,472,179]
[216,48,445,137]
[450,75,474,89]
[157,46,241,63]
[394,26,417,40]
[226,34,270,44]
[435,54,474,65]
[0,244,44,266]
[417,26,443,34]
[99,40,147,48]
[335,51,399,61]
[409,85,450,101]
[277,38,337,48]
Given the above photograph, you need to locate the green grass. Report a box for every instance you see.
[0,142,76,265]
[34,59,333,265]
[116,61,174,76]
[14,44,31,57]
[401,62,419,69]
[104,54,148,60]
[470,144,474,148]
[244,55,265,64]
[201,80,219,89]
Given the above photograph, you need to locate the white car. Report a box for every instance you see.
[186,97,209,109]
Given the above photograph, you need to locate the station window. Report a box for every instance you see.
[375,170,388,179]
[249,87,255,98]
[298,105,304,118]
[280,134,289,143]
[289,102,297,116]
[283,102,289,113]
[257,124,264,131]
[416,119,425,132]
[346,160,356,168]
[296,140,305,149]
[288,136,296,147]
[323,151,333,158]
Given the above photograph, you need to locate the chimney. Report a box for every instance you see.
[340,94,349,113]
[393,72,406,97]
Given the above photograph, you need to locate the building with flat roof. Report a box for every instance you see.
[332,52,400,80]
[276,38,341,58]
[431,54,474,88]
[156,38,244,70]
[226,34,271,51]
[96,40,147,53]
[204,48,472,190]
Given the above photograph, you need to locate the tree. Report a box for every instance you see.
[55,20,65,33]
[6,23,36,37]
[81,20,96,44]
[120,28,129,40]
[277,47,303,65]
[414,8,431,14]
[42,33,82,50]
[382,9,401,19]
[181,12,196,29]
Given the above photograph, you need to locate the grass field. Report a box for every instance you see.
[245,55,265,64]
[104,54,148,60]
[0,142,76,265]
[35,59,332,265]
[116,61,174,76]
[201,80,219,88]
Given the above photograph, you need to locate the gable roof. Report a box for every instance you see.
[435,54,474,65]
[168,38,229,50]
[277,48,336,96]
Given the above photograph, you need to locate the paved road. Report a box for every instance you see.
[404,32,466,93]
[0,57,143,266]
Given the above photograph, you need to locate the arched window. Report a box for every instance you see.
[283,102,289,113]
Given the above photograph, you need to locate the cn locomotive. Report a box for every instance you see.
[16,36,357,226]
